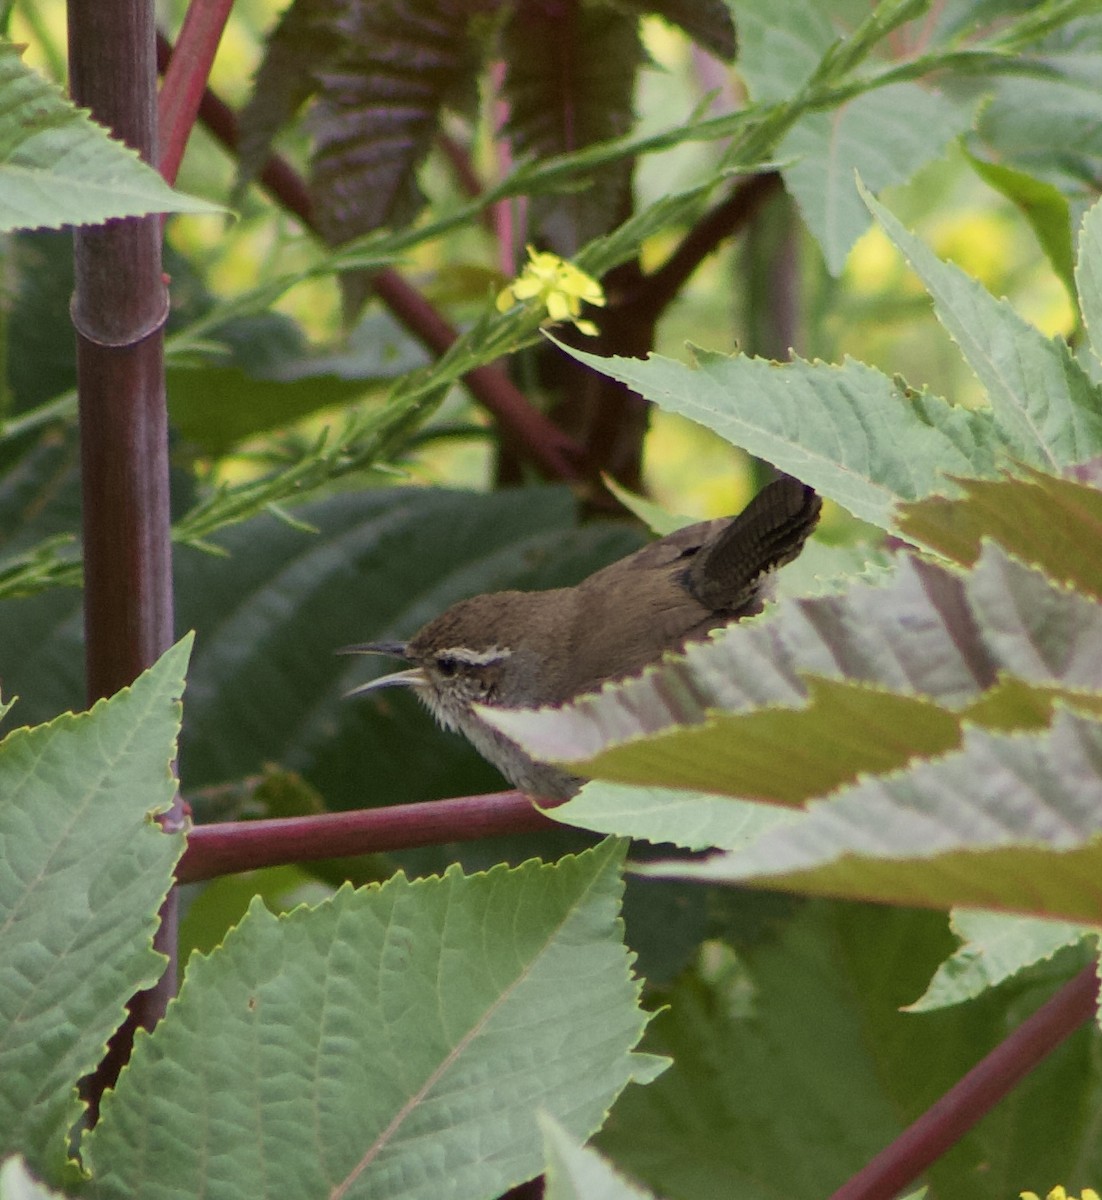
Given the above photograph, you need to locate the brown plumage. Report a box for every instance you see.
[346,477,821,797]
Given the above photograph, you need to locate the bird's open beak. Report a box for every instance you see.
[339,641,426,696]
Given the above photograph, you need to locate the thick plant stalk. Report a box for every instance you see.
[68,0,179,1079]
[178,791,561,883]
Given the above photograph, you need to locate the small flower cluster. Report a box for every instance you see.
[496,246,606,336]
[1021,1188,1101,1200]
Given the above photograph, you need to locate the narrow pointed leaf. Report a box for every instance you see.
[645,709,1102,924]
[966,152,1077,307]
[899,472,1102,602]
[550,783,796,852]
[864,185,1102,467]
[309,1,489,246]
[558,341,1001,530]
[86,841,650,1200]
[554,679,962,803]
[0,638,190,1174]
[783,85,974,274]
[234,0,345,198]
[0,43,222,231]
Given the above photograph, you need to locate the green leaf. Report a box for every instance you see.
[1077,195,1102,369]
[643,709,1102,924]
[551,782,796,852]
[864,185,1102,468]
[965,151,1078,309]
[542,1115,656,1200]
[738,0,974,271]
[0,42,222,232]
[600,899,1102,1199]
[971,24,1102,200]
[544,679,962,805]
[86,840,651,1200]
[0,638,190,1177]
[556,341,1000,530]
[907,911,1095,1012]
[599,476,690,536]
[598,904,923,1199]
[502,4,642,254]
[898,471,1102,602]
[167,365,382,455]
[783,85,974,274]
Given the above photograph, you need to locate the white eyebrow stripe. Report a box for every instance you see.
[435,646,512,665]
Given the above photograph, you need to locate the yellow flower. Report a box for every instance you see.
[1021,1188,1101,1200]
[495,246,605,335]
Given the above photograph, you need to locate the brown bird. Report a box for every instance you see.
[346,477,821,798]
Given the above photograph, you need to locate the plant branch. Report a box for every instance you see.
[155,33,588,483]
[627,171,782,325]
[829,963,1100,1200]
[69,0,179,1104]
[178,791,563,883]
[157,0,235,184]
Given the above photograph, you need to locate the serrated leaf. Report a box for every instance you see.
[0,638,190,1176]
[735,0,834,104]
[1077,195,1102,369]
[643,709,1102,924]
[907,910,1095,1012]
[0,42,221,232]
[488,544,1102,855]
[551,783,796,852]
[898,471,1102,602]
[309,1,488,246]
[502,4,642,254]
[234,0,345,200]
[548,678,962,804]
[972,32,1102,200]
[86,840,650,1200]
[556,340,1002,530]
[864,185,1102,468]
[542,1115,656,1200]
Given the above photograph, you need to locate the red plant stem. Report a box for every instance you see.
[829,963,1100,1200]
[178,791,562,883]
[68,0,180,1100]
[155,33,588,483]
[157,0,235,184]
[629,171,782,325]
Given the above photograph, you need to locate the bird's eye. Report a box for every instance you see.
[435,655,458,676]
